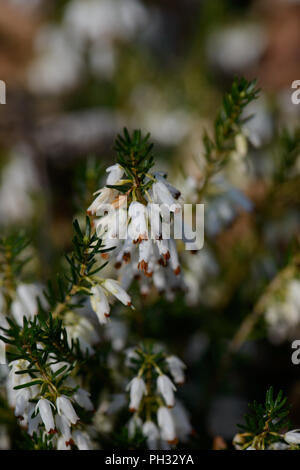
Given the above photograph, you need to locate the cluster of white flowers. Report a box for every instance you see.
[88,164,186,298]
[265,279,300,343]
[128,400,192,450]
[125,348,190,449]
[6,359,94,450]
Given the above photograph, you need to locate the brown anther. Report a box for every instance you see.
[123,252,131,263]
[48,429,57,435]
[144,271,153,278]
[66,439,75,447]
[174,266,181,276]
[158,258,167,267]
[138,260,148,274]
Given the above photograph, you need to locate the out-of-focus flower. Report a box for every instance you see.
[55,414,72,442]
[0,147,40,225]
[27,26,82,94]
[74,389,94,411]
[284,429,300,445]
[64,311,99,354]
[142,421,160,449]
[166,356,186,385]
[265,279,300,343]
[206,24,267,74]
[172,401,192,442]
[157,406,177,445]
[64,0,148,43]
[10,283,46,326]
[128,414,143,437]
[72,430,93,450]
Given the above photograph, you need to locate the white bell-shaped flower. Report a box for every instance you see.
[35,398,55,432]
[106,163,124,185]
[28,405,42,436]
[56,396,79,425]
[126,377,147,412]
[142,420,160,450]
[284,429,300,445]
[55,414,72,441]
[74,388,94,411]
[128,201,148,243]
[57,436,71,450]
[157,406,177,444]
[14,389,31,419]
[157,374,176,408]
[166,355,186,385]
[102,279,132,307]
[90,285,110,324]
[73,430,93,450]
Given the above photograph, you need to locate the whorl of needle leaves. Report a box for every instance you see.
[238,387,290,449]
[203,77,260,164]
[108,128,155,196]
